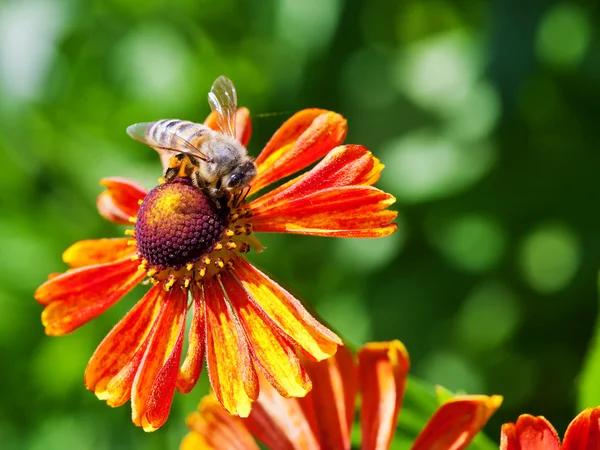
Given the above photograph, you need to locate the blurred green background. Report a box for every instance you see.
[1,0,599,448]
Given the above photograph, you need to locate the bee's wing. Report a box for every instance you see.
[207,76,237,138]
[126,122,209,162]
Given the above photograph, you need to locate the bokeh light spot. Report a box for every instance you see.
[418,351,484,394]
[393,30,481,112]
[379,130,495,203]
[536,3,591,69]
[443,81,501,141]
[333,218,405,272]
[0,0,66,102]
[456,281,521,352]
[316,293,373,344]
[427,213,507,273]
[276,0,342,56]
[519,223,580,293]
[112,24,195,108]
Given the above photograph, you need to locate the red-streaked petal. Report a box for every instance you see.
[204,278,258,417]
[250,144,385,211]
[562,407,600,450]
[183,395,260,450]
[97,177,147,224]
[35,258,145,335]
[177,285,206,394]
[85,285,163,406]
[231,256,342,361]
[250,109,347,194]
[204,107,252,147]
[500,415,561,450]
[249,185,397,238]
[245,375,321,450]
[358,340,410,450]
[221,272,311,398]
[62,238,136,268]
[131,288,187,431]
[299,345,358,450]
[412,395,503,450]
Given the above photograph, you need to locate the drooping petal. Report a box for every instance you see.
[220,272,311,398]
[204,106,252,147]
[85,285,163,406]
[250,109,347,194]
[231,256,342,361]
[131,288,187,431]
[183,395,260,450]
[249,185,397,238]
[204,278,258,417]
[500,415,561,450]
[62,238,136,268]
[177,284,206,394]
[300,345,358,450]
[35,258,145,335]
[244,375,321,450]
[411,395,503,450]
[561,407,600,450]
[97,177,147,224]
[358,340,410,450]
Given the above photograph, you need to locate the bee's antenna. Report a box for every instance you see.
[254,111,296,118]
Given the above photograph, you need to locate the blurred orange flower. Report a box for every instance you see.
[501,407,600,449]
[34,108,398,431]
[181,340,502,450]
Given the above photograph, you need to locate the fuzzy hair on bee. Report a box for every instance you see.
[126,76,257,206]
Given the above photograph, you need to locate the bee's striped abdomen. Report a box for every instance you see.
[147,119,209,151]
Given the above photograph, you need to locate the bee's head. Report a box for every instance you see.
[225,160,257,191]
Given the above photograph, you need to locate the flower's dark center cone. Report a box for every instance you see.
[129,177,262,291]
[135,178,229,270]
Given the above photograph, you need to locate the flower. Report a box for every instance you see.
[501,407,600,449]
[181,340,502,450]
[34,108,398,431]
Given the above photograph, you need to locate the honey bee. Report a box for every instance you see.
[126,76,257,204]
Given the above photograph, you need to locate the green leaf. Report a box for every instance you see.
[577,273,600,409]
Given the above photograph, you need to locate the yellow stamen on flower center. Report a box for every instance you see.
[130,177,260,291]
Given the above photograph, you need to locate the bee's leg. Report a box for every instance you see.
[192,172,207,191]
[164,154,186,182]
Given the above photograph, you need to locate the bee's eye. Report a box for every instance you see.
[228,173,242,188]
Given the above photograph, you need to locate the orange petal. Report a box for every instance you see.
[97,177,146,225]
[412,395,503,450]
[131,288,187,431]
[250,144,385,211]
[249,185,397,238]
[35,258,145,335]
[231,256,342,361]
[204,278,258,417]
[358,340,410,450]
[250,109,347,194]
[221,272,311,398]
[204,107,252,147]
[299,345,358,450]
[85,285,164,407]
[177,285,206,394]
[562,407,600,450]
[245,375,321,450]
[183,395,260,450]
[62,238,136,268]
[500,415,561,450]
